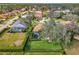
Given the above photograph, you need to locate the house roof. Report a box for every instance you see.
[12,20,27,28]
[33,23,43,32]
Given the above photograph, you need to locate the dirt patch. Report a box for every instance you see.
[13,40,23,47]
[65,40,79,55]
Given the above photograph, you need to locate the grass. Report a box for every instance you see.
[0,32,26,50]
[29,40,62,52]
[0,23,33,54]
[0,52,24,55]
[55,18,65,23]
[25,51,63,55]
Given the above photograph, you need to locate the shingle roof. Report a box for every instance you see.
[12,20,27,28]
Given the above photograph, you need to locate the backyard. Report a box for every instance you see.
[30,40,62,51]
[0,4,79,55]
[0,32,26,50]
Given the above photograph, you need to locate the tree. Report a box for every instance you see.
[41,18,56,42]
[62,13,79,21]
[41,18,72,48]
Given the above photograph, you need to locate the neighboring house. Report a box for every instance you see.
[0,14,8,19]
[33,23,43,32]
[12,10,21,15]
[52,10,64,18]
[62,9,71,14]
[21,14,28,18]
[11,20,27,32]
[32,23,43,39]
[21,13,33,19]
[34,11,43,20]
[32,32,40,39]
[20,8,26,12]
[51,9,71,18]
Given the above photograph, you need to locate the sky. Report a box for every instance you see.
[0,0,79,3]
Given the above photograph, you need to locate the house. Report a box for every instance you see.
[33,23,43,32]
[52,10,63,18]
[11,20,27,32]
[20,8,26,12]
[0,14,8,19]
[21,13,33,19]
[59,21,77,31]
[11,10,21,16]
[21,14,28,18]
[34,11,43,20]
[32,32,40,39]
[62,9,71,14]
[32,23,43,39]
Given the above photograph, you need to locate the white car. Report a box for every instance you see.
[21,14,28,18]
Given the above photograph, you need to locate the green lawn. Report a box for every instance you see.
[29,40,62,52]
[55,19,65,23]
[0,52,24,55]
[26,37,64,55]
[0,32,26,50]
[25,51,63,55]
